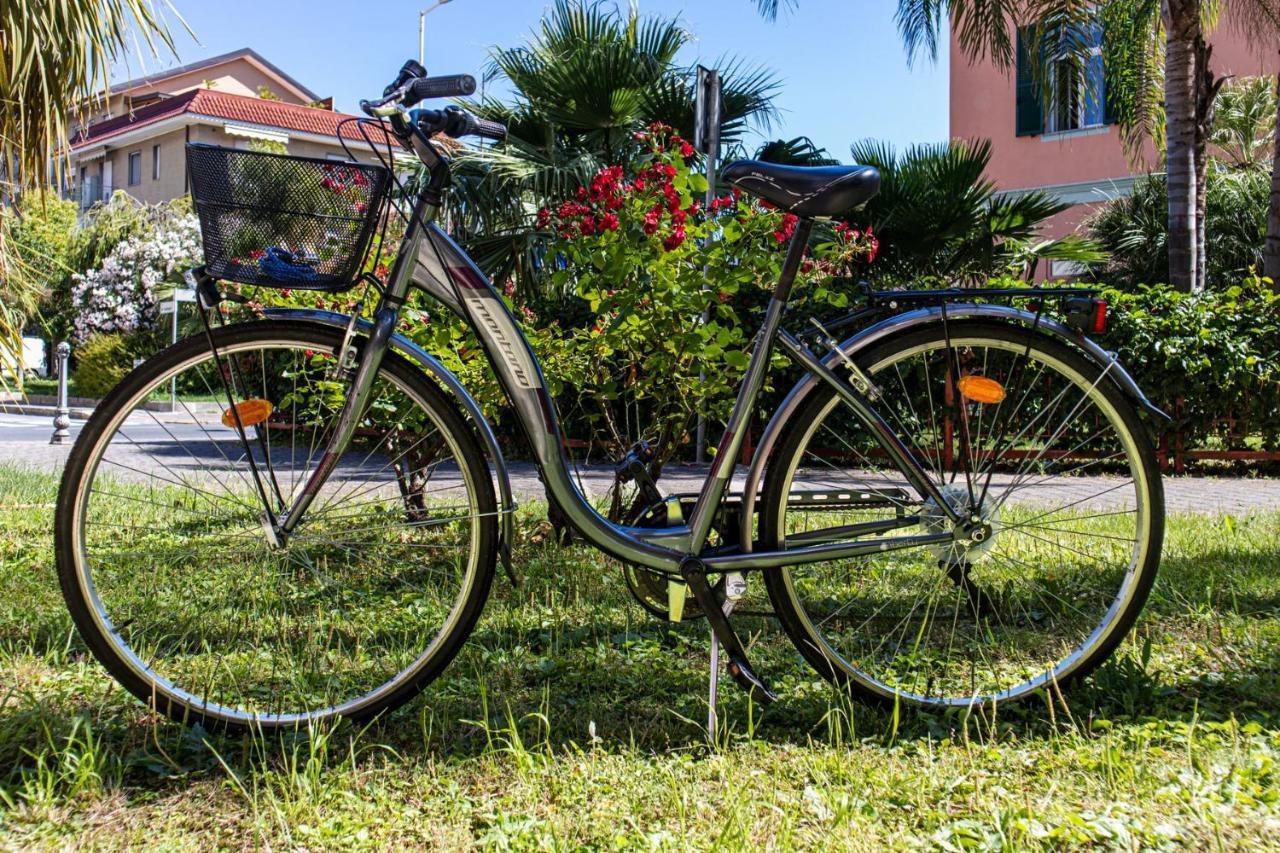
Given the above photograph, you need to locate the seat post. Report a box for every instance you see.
[771,218,814,305]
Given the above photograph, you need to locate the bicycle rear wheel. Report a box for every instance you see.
[56,320,497,732]
[759,320,1163,710]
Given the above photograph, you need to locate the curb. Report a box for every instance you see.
[0,404,95,420]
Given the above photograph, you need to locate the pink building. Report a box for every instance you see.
[950,18,1278,277]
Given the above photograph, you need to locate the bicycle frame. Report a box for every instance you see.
[265,178,960,575]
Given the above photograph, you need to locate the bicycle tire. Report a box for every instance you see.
[56,320,498,732]
[758,320,1164,710]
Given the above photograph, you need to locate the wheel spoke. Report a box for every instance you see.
[763,328,1158,709]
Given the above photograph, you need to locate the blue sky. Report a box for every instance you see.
[127,0,949,161]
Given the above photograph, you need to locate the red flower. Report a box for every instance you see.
[280,288,292,298]
[602,212,620,231]
[536,208,552,228]
[680,140,695,158]
[503,280,516,297]
[672,209,688,226]
[580,215,597,236]
[632,178,647,192]
[663,225,687,251]
[643,208,661,235]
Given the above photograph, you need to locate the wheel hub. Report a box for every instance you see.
[920,484,1000,563]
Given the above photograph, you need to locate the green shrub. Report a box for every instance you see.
[1086,167,1270,289]
[1099,274,1280,450]
[73,333,133,399]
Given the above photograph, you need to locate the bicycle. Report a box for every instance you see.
[55,60,1166,732]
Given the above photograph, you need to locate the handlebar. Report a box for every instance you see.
[358,62,505,144]
[403,74,477,107]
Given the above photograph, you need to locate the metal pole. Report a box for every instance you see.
[171,290,179,411]
[50,341,71,445]
[694,67,722,465]
[418,0,454,67]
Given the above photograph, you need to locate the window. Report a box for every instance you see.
[1015,23,1112,137]
[152,144,161,180]
[1047,46,1105,132]
[127,151,142,186]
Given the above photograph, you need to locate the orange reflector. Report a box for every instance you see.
[958,376,1006,405]
[221,399,274,429]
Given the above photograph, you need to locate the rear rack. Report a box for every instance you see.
[805,283,1102,340]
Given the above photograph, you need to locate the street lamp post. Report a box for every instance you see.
[419,0,455,66]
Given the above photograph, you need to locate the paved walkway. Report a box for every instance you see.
[3,410,1278,515]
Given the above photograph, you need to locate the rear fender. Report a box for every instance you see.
[262,308,518,581]
[738,303,1167,549]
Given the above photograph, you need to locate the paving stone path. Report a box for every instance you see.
[3,411,1278,516]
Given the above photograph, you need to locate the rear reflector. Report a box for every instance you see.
[958,375,1007,404]
[1092,300,1108,334]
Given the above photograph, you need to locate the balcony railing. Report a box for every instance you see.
[65,179,115,209]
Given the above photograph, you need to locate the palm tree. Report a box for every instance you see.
[454,0,780,292]
[846,139,1104,284]
[756,0,1280,293]
[0,1,182,387]
[754,136,840,165]
[1210,75,1276,168]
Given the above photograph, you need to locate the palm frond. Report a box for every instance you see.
[753,0,798,21]
[754,137,840,165]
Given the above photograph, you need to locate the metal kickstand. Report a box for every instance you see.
[707,572,748,740]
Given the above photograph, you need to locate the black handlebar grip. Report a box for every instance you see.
[469,116,508,142]
[404,74,477,105]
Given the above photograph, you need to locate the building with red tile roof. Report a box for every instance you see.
[68,50,403,209]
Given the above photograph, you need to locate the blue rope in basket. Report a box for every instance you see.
[258,247,319,282]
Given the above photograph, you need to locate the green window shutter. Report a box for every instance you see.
[1099,21,1118,126]
[1015,27,1044,137]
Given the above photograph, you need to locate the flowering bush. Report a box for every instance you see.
[530,123,877,471]
[71,211,203,343]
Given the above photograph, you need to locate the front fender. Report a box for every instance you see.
[738,303,1167,548]
[262,308,518,579]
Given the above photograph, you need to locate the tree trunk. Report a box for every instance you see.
[1163,0,1201,292]
[1193,38,1225,291]
[1265,67,1280,289]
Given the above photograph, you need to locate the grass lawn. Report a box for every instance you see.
[1,463,1278,849]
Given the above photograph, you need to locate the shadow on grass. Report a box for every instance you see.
[4,465,1280,803]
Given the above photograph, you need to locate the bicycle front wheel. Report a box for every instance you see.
[56,320,497,732]
[759,320,1163,710]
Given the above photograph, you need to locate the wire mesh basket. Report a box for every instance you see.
[187,144,392,291]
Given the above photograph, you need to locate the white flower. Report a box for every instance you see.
[73,213,204,343]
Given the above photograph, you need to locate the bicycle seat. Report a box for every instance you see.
[720,161,880,218]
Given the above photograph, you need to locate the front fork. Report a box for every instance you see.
[273,197,437,539]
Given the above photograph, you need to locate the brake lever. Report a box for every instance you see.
[359,89,409,118]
